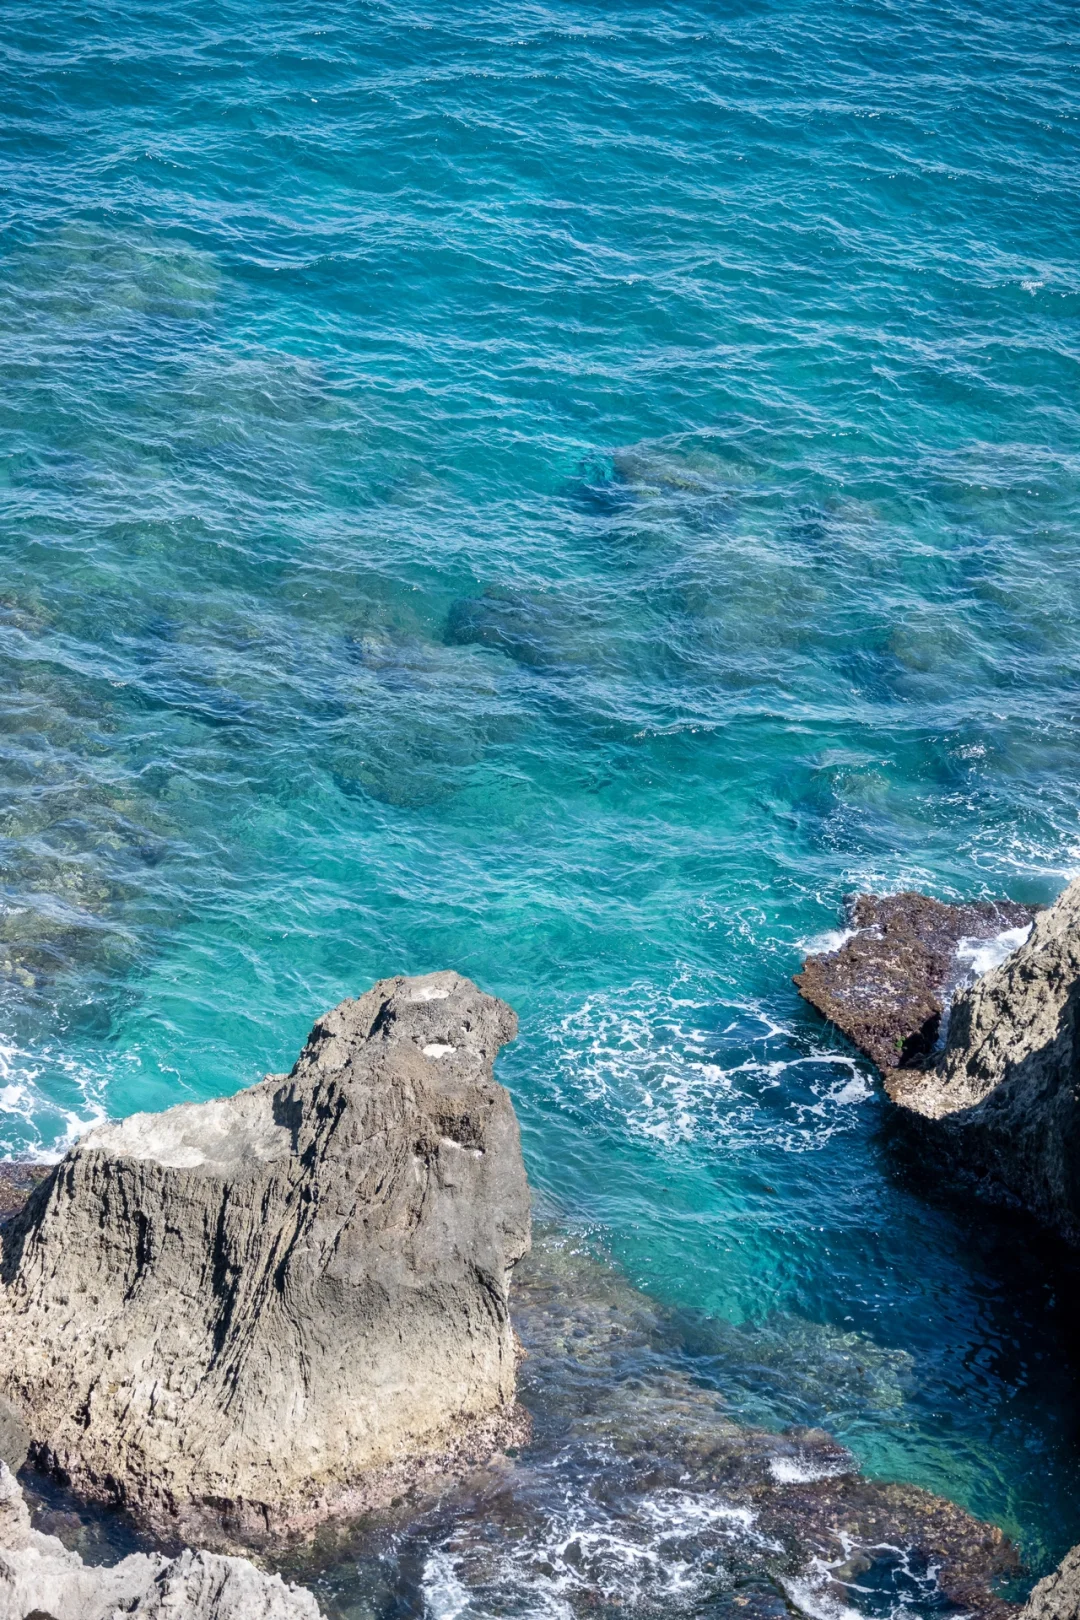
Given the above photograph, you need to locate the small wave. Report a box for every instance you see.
[553,981,872,1153]
[956,923,1032,980]
[769,1454,853,1485]
[422,1551,474,1620]
[799,927,859,955]
[0,1038,107,1161]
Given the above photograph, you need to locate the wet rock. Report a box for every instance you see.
[1021,1541,1080,1620]
[0,973,531,1547]
[0,1169,48,1227]
[504,1229,1018,1619]
[888,878,1080,1243]
[794,890,1036,1070]
[0,1462,320,1619]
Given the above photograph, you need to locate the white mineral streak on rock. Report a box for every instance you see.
[0,1463,322,1618]
[0,971,531,1548]
[888,877,1080,1242]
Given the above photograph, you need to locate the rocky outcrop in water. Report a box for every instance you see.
[413,1226,1020,1620]
[798,880,1080,1242]
[887,878,1080,1242]
[795,891,1036,1070]
[0,1463,321,1619]
[1021,1542,1080,1620]
[0,972,531,1547]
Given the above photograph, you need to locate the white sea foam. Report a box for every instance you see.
[801,927,858,955]
[422,1485,777,1620]
[956,923,1031,979]
[0,1037,108,1161]
[553,979,872,1154]
[422,1551,474,1620]
[769,1453,853,1485]
[783,1533,947,1620]
[784,1570,865,1620]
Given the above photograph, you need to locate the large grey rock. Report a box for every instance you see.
[887,879,1080,1241]
[0,1462,321,1619]
[0,972,531,1546]
[1022,1544,1080,1620]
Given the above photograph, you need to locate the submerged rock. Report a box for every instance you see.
[0,1462,320,1619]
[0,973,531,1547]
[795,890,1036,1070]
[371,1227,1020,1620]
[888,878,1080,1242]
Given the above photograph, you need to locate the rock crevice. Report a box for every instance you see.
[0,1463,321,1619]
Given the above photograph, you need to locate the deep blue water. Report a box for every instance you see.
[2,0,1080,1610]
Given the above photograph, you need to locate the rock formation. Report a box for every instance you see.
[887,878,1080,1241]
[0,972,532,1546]
[1021,1543,1080,1620]
[798,880,1080,1243]
[0,1462,321,1619]
[795,892,1036,1070]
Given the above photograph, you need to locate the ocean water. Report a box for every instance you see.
[2,0,1080,1610]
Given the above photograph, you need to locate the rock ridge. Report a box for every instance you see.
[0,971,532,1547]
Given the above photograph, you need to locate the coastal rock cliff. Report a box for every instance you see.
[888,878,1080,1242]
[0,1463,321,1619]
[1021,1543,1080,1620]
[798,879,1080,1243]
[0,972,531,1546]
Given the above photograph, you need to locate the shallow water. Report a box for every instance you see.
[2,0,1080,1608]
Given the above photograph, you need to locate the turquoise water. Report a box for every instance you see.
[3,0,1080,1605]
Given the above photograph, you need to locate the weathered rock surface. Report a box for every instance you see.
[795,892,1036,1070]
[0,972,531,1546]
[0,1462,321,1619]
[417,1227,1021,1620]
[886,878,1080,1242]
[1021,1542,1080,1620]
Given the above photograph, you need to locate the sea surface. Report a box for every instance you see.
[2,0,1080,1613]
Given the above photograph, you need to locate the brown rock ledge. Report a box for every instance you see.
[795,890,1037,1071]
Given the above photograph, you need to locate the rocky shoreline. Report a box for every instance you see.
[2,932,1080,1617]
[797,877,1080,1246]
[798,874,1080,1620]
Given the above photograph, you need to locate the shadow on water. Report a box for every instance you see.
[879,1110,1080,1386]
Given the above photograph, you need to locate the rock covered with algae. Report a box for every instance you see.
[795,890,1037,1071]
[361,1227,1020,1620]
[0,973,531,1548]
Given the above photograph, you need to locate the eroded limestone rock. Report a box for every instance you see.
[887,878,1080,1241]
[798,880,1080,1242]
[0,972,531,1546]
[1021,1542,1080,1620]
[0,1463,320,1619]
